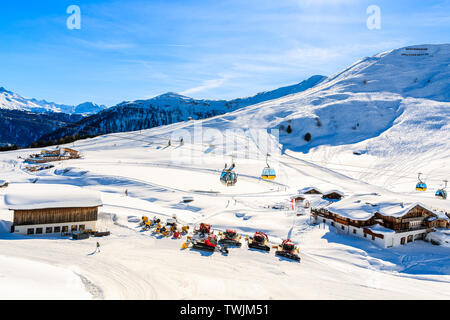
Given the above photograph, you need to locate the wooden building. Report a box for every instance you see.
[302,187,323,195]
[312,195,449,247]
[322,190,344,201]
[0,180,8,188]
[26,147,80,164]
[5,184,102,236]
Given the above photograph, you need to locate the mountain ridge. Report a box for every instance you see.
[36,75,327,144]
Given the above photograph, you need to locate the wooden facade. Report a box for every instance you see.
[312,208,375,228]
[292,195,306,203]
[304,188,322,195]
[27,156,70,164]
[26,148,80,164]
[322,192,343,200]
[14,207,98,226]
[374,205,436,232]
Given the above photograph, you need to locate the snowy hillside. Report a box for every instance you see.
[136,44,449,192]
[0,44,448,300]
[37,76,326,143]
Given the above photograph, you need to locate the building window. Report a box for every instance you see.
[71,225,78,232]
[323,219,326,223]
[36,228,43,234]
[401,237,406,245]
[62,226,68,233]
[46,227,53,234]
[364,233,367,238]
[353,229,356,234]
[341,226,345,230]
[54,226,61,233]
[331,222,334,226]
[79,225,85,231]
[372,235,375,241]
[27,228,34,235]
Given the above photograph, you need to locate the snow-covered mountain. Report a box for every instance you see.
[0,45,449,300]
[0,87,106,116]
[127,44,449,191]
[37,75,326,143]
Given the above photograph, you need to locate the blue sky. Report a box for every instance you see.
[0,0,449,106]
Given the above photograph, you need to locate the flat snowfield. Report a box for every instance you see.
[0,44,449,299]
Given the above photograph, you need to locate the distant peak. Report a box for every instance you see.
[155,92,190,99]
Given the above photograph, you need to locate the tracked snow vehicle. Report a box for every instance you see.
[248,231,270,251]
[219,229,242,247]
[194,223,212,236]
[275,239,300,262]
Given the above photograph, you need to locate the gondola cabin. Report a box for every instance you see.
[415,173,427,191]
[261,167,276,180]
[5,184,102,236]
[220,163,238,187]
[416,182,427,192]
[435,189,447,200]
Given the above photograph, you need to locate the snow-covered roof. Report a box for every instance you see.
[365,224,395,235]
[309,197,331,209]
[4,184,102,210]
[326,195,446,221]
[300,187,323,194]
[323,190,345,196]
[326,196,377,221]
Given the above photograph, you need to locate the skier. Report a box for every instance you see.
[96,241,101,253]
[125,189,128,196]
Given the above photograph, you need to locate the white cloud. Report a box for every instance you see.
[181,77,229,96]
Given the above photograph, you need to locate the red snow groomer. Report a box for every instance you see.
[275,239,301,262]
[192,233,218,252]
[219,229,242,247]
[194,223,212,236]
[190,233,229,254]
[248,231,270,251]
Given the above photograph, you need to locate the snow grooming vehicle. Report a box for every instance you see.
[275,239,301,262]
[218,229,242,247]
[247,231,270,252]
[182,223,229,254]
[193,223,212,236]
[192,234,228,254]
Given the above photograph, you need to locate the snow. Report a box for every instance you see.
[4,184,102,210]
[365,224,395,235]
[0,255,91,300]
[0,44,449,299]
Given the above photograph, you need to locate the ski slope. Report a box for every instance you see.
[0,44,449,300]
